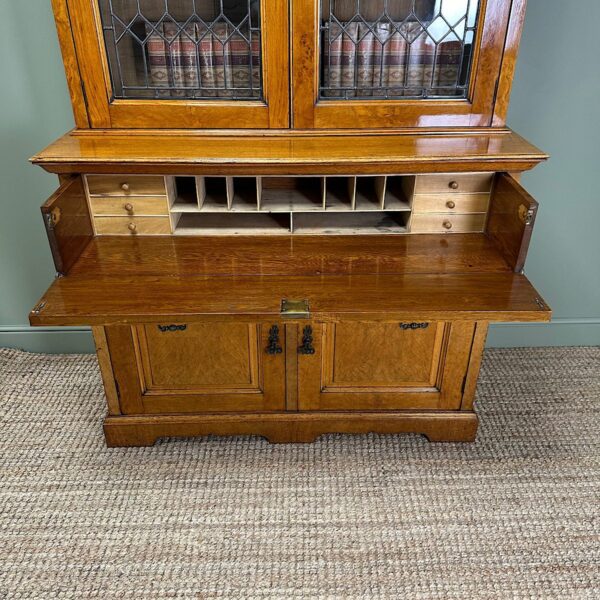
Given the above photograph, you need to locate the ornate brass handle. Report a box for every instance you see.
[449,181,459,190]
[298,325,315,355]
[266,325,283,355]
[157,324,187,332]
[446,200,456,209]
[124,202,134,213]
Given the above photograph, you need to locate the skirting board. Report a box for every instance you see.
[1,320,599,353]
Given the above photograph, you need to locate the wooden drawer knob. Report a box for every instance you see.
[449,181,459,190]
[127,222,137,232]
[124,202,134,213]
[446,200,456,209]
[443,220,453,230]
[121,182,130,192]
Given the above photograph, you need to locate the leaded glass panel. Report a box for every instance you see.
[98,0,262,100]
[320,0,481,99]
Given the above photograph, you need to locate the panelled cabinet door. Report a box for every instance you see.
[297,321,475,410]
[64,0,289,128]
[106,322,286,414]
[292,0,521,128]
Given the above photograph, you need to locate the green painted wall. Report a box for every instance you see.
[0,0,598,353]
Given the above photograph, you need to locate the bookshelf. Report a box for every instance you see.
[27,0,551,447]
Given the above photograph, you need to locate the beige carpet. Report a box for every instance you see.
[0,347,598,599]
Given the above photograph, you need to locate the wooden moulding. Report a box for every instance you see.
[31,130,548,176]
[103,411,480,447]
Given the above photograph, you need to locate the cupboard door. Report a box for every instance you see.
[297,321,475,410]
[40,176,93,276]
[64,0,289,128]
[486,174,539,273]
[106,322,286,414]
[292,0,521,128]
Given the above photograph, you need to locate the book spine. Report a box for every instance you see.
[163,22,185,98]
[229,28,252,98]
[251,34,261,97]
[145,22,171,97]
[386,26,408,97]
[179,23,199,97]
[432,40,463,96]
[197,24,218,98]
[371,22,391,97]
[404,23,430,97]
[341,22,358,99]
[356,23,375,97]
[213,23,233,98]
[322,23,344,97]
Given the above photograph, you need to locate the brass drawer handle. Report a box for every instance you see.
[443,220,453,230]
[446,200,456,209]
[449,180,459,190]
[128,222,137,233]
[266,325,283,355]
[157,324,187,332]
[298,325,315,355]
[121,182,130,192]
[124,202,134,213]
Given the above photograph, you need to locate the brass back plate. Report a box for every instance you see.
[280,299,310,319]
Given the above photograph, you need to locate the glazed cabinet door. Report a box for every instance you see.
[62,0,289,128]
[292,0,523,128]
[297,321,475,410]
[106,322,286,413]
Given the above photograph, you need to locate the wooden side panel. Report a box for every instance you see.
[40,176,93,275]
[461,322,489,411]
[486,173,539,272]
[50,0,90,128]
[492,0,528,126]
[298,321,474,411]
[91,325,121,415]
[105,322,286,415]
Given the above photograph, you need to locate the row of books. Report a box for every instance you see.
[322,21,464,97]
[145,22,261,98]
[142,20,462,99]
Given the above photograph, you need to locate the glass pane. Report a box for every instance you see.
[98,0,262,100]
[320,0,482,100]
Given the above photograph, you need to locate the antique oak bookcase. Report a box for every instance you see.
[30,0,551,446]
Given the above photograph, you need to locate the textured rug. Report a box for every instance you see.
[0,347,598,599]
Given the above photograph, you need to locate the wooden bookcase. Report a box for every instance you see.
[30,0,550,447]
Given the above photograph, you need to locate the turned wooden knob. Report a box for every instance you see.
[446,200,456,209]
[443,220,453,230]
[449,181,459,190]
[121,182,130,192]
[127,222,137,232]
[124,202,134,213]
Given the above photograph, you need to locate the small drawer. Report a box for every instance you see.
[94,216,172,235]
[412,193,490,214]
[410,213,486,234]
[89,196,169,216]
[414,173,493,194]
[86,175,166,196]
